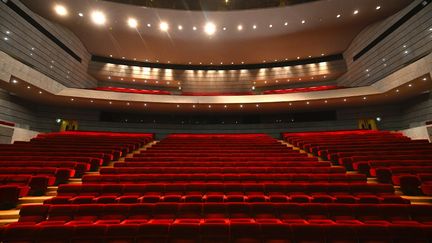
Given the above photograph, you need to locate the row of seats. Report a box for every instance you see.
[114,161,330,168]
[95,86,172,95]
[263,85,343,94]
[125,156,317,162]
[82,173,366,183]
[99,167,346,174]
[15,203,431,225]
[3,222,431,243]
[396,173,432,196]
[0,167,73,184]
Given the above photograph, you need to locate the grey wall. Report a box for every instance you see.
[0,0,97,88]
[338,0,432,87]
[0,88,37,129]
[401,92,432,128]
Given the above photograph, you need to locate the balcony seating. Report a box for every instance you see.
[263,85,344,94]
[95,86,171,95]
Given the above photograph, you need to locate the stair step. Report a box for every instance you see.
[0,218,18,225]
[0,210,19,220]
[19,196,52,204]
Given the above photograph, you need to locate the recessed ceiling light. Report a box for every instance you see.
[256,104,259,107]
[224,105,227,108]
[90,100,94,103]
[178,25,183,30]
[297,56,300,59]
[253,25,257,29]
[38,91,42,94]
[289,103,292,106]
[91,11,106,25]
[109,101,112,104]
[3,37,8,41]
[204,22,216,35]
[404,50,409,54]
[376,6,381,10]
[78,12,84,17]
[193,26,197,31]
[237,25,243,31]
[343,98,347,102]
[408,84,412,87]
[269,24,273,28]
[396,89,399,93]
[177,105,180,108]
[109,54,112,57]
[423,78,427,81]
[252,86,255,90]
[193,105,196,108]
[306,101,310,104]
[127,18,138,28]
[144,103,147,106]
[353,10,359,15]
[122,57,125,59]
[337,14,341,18]
[208,105,211,108]
[70,98,74,101]
[12,79,17,84]
[301,20,305,24]
[27,86,30,89]
[240,104,243,108]
[159,22,169,31]
[223,27,227,30]
[54,4,68,16]
[284,22,288,26]
[363,97,367,100]
[147,23,151,27]
[324,100,328,103]
[126,102,130,106]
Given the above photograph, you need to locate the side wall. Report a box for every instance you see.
[338,0,432,87]
[0,0,97,88]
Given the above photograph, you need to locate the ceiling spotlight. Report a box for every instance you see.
[204,22,216,36]
[337,14,341,18]
[343,98,347,102]
[38,91,42,94]
[159,22,169,31]
[423,78,427,81]
[301,20,306,24]
[408,84,412,87]
[396,89,399,93]
[237,25,243,31]
[109,101,112,104]
[90,100,94,103]
[91,11,106,25]
[127,18,138,28]
[223,27,227,30]
[297,56,300,59]
[253,25,257,29]
[252,86,255,90]
[193,26,197,31]
[353,10,359,15]
[192,105,196,108]
[147,23,151,27]
[240,104,243,108]
[78,12,84,17]
[27,86,30,89]
[324,100,328,103]
[363,97,367,100]
[70,98,74,101]
[256,104,259,107]
[269,24,273,28]
[178,25,183,30]
[54,4,68,16]
[376,6,381,10]
[224,105,227,108]
[284,22,288,26]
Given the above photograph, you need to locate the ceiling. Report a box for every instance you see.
[20,0,413,65]
[102,0,320,11]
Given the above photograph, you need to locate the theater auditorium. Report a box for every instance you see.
[0,0,432,242]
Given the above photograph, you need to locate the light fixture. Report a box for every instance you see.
[306,101,310,104]
[297,56,300,59]
[376,6,381,10]
[204,22,216,35]
[284,22,288,26]
[127,18,138,28]
[5,31,10,34]
[223,27,227,30]
[159,22,169,31]
[109,101,112,104]
[224,105,227,108]
[178,25,183,30]
[38,91,42,94]
[376,117,381,122]
[237,25,243,31]
[56,119,62,124]
[253,25,257,29]
[126,102,130,106]
[3,37,8,41]
[256,104,259,107]
[363,97,367,100]
[144,103,147,106]
[78,13,84,17]
[208,105,211,108]
[252,86,255,90]
[353,10,359,15]
[343,98,347,102]
[147,23,151,27]
[192,105,196,108]
[324,100,328,103]
[27,86,30,89]
[423,78,427,81]
[11,79,17,84]
[91,11,106,25]
[396,89,399,93]
[408,84,412,87]
[70,98,74,101]
[404,50,409,54]
[54,4,68,16]
[90,100,94,103]
[269,24,273,28]
[301,20,305,24]
[177,105,180,108]
[240,104,243,108]
[337,14,341,18]
[289,103,292,106]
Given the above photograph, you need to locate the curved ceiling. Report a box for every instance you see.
[102,0,320,11]
[21,0,412,65]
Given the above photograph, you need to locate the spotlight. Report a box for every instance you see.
[91,11,106,25]
[56,118,62,124]
[237,25,243,31]
[54,5,68,16]
[159,22,169,31]
[127,18,138,28]
[376,117,382,122]
[353,10,359,15]
[204,22,216,35]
